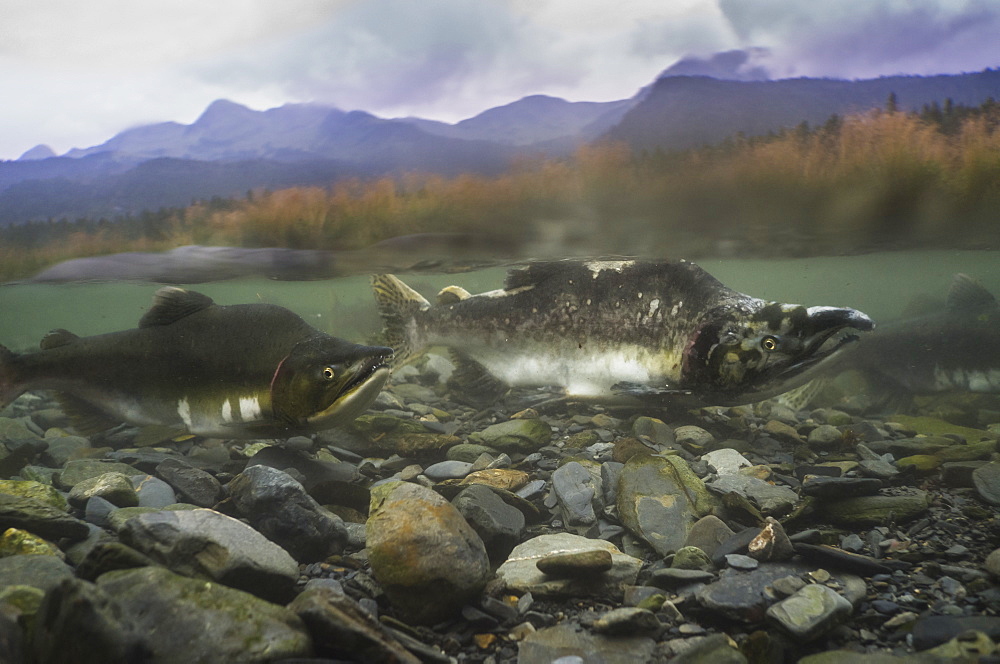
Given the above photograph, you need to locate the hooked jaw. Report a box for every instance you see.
[305,347,393,429]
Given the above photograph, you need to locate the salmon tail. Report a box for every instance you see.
[370,274,431,365]
[0,344,23,410]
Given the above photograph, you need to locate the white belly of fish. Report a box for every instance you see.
[466,344,680,397]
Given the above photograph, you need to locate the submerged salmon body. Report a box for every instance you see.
[372,259,874,406]
[839,273,1000,394]
[0,287,392,439]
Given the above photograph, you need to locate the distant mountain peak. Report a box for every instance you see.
[659,48,772,82]
[18,144,56,161]
[194,99,257,127]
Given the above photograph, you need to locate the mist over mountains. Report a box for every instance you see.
[3,58,999,225]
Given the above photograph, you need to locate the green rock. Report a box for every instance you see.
[16,465,57,485]
[936,440,997,462]
[352,414,430,436]
[564,430,601,448]
[0,418,42,442]
[68,472,139,508]
[0,479,67,510]
[895,455,941,472]
[0,527,62,558]
[818,491,929,527]
[36,567,313,663]
[920,630,996,661]
[671,545,715,571]
[471,419,552,454]
[632,417,675,445]
[0,584,45,631]
[616,454,719,556]
[55,459,143,490]
[0,493,89,541]
[446,443,499,462]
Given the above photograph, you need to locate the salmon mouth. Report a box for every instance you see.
[342,348,393,395]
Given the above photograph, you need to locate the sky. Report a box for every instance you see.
[2,0,999,160]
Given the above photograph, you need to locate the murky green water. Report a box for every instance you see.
[1,249,997,352]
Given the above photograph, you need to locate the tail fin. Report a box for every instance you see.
[0,344,23,410]
[370,274,431,365]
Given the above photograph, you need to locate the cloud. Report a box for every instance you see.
[718,0,1000,79]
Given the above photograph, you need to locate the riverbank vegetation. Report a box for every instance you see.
[1,98,997,281]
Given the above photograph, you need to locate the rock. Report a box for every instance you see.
[702,448,751,475]
[551,461,602,533]
[155,458,223,508]
[670,632,747,663]
[696,562,860,624]
[766,584,853,642]
[816,490,929,526]
[54,459,143,490]
[800,476,882,498]
[683,515,736,558]
[131,474,177,507]
[452,484,525,564]
[747,517,795,563]
[68,472,139,508]
[366,481,490,624]
[646,567,715,590]
[674,426,715,451]
[0,527,63,558]
[40,435,90,467]
[972,461,1000,506]
[118,508,299,603]
[517,623,655,664]
[763,419,802,443]
[227,465,347,563]
[707,473,797,517]
[245,446,366,509]
[986,548,1000,578]
[496,533,641,600]
[591,607,660,636]
[472,419,553,454]
[0,554,73,593]
[423,460,473,480]
[807,424,843,448]
[910,614,1000,650]
[460,468,530,492]
[106,503,201,532]
[0,480,67,510]
[35,567,314,663]
[75,541,157,581]
[289,585,420,663]
[671,546,715,572]
[0,493,90,541]
[447,443,500,463]
[632,417,675,446]
[616,454,718,556]
[920,630,997,661]
[350,414,459,455]
[536,549,614,577]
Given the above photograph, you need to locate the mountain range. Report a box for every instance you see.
[3,61,1000,225]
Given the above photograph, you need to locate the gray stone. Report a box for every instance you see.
[155,458,223,508]
[131,474,177,508]
[702,448,751,476]
[747,517,795,562]
[766,584,853,641]
[68,472,138,508]
[684,515,736,559]
[592,607,660,636]
[551,461,602,533]
[447,443,500,463]
[536,549,614,577]
[807,424,843,448]
[289,585,420,663]
[707,474,798,517]
[452,483,525,564]
[83,496,116,528]
[517,623,655,664]
[616,454,718,556]
[40,435,91,467]
[670,632,747,663]
[367,481,490,624]
[118,508,299,603]
[0,554,74,594]
[496,533,642,600]
[973,461,1000,506]
[632,417,675,446]
[423,460,473,480]
[228,465,347,562]
[817,490,930,526]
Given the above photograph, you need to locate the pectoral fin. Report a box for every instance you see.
[447,351,508,407]
[54,393,121,435]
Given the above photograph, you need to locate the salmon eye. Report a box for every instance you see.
[761,336,779,352]
[322,367,336,380]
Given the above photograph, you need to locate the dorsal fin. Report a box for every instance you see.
[436,285,472,305]
[40,329,80,350]
[947,274,996,315]
[139,287,215,328]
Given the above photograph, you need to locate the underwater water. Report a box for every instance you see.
[1,248,998,353]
